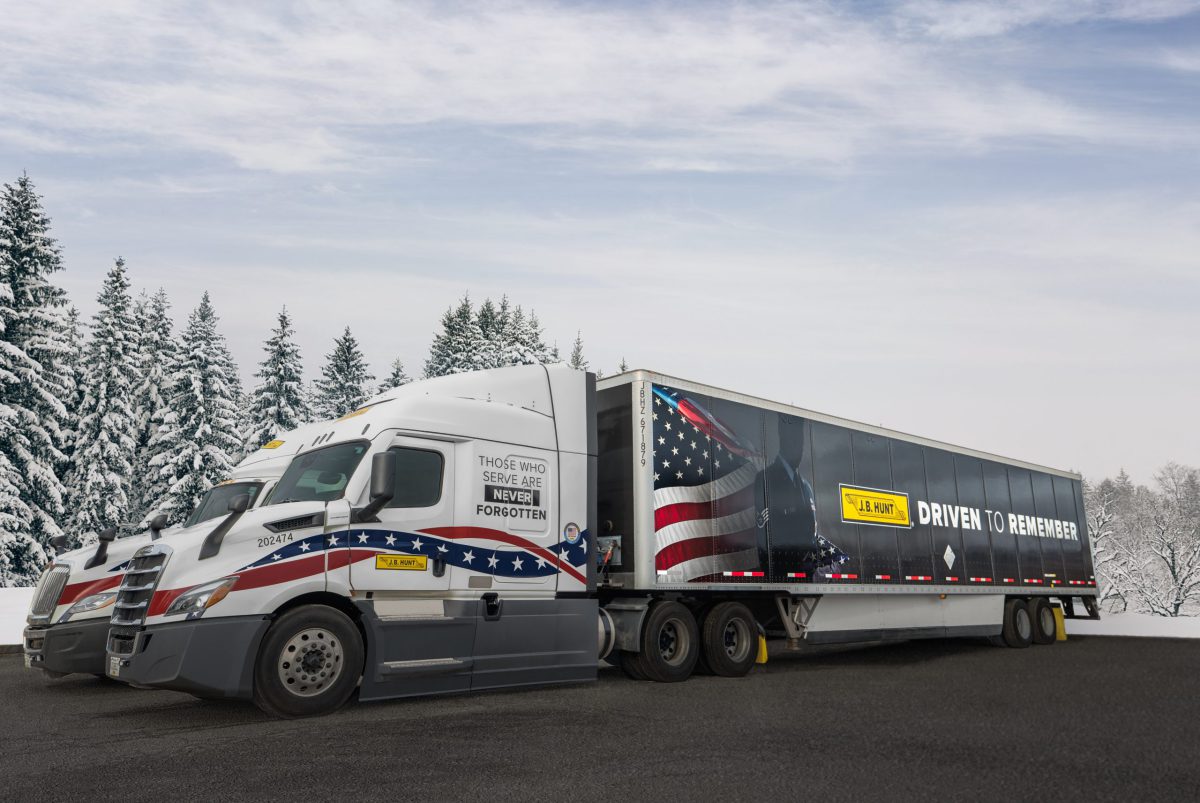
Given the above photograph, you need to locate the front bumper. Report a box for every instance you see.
[24,618,111,676]
[106,616,271,700]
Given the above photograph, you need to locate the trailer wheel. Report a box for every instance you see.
[701,602,757,678]
[1030,598,1057,645]
[617,650,648,681]
[629,601,699,683]
[253,605,363,718]
[1002,598,1034,649]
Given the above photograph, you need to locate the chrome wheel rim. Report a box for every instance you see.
[1016,609,1032,641]
[1040,607,1055,635]
[278,627,343,697]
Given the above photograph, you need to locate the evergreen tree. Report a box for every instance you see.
[66,259,140,543]
[377,358,412,394]
[0,174,71,582]
[58,307,85,467]
[618,358,629,373]
[131,289,178,523]
[497,305,535,366]
[314,327,374,418]
[244,307,310,450]
[424,294,487,377]
[568,331,588,370]
[146,293,243,525]
[475,297,502,370]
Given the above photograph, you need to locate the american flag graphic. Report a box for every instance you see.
[652,385,764,582]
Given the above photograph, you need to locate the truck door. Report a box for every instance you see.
[350,437,475,700]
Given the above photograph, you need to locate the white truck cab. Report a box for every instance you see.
[23,431,317,678]
[104,364,598,716]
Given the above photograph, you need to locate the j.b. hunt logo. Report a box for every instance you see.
[840,484,912,528]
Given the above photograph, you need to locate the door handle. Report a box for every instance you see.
[482,592,502,621]
[432,556,446,577]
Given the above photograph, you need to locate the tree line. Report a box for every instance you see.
[0,175,619,585]
[1085,464,1200,617]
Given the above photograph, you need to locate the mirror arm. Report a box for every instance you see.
[83,527,118,570]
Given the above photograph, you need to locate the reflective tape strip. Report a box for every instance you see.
[969,577,992,582]
[722,571,765,577]
[875,574,892,580]
[1027,579,1044,584]
[1003,578,1016,583]
[945,576,959,581]
[787,572,807,579]
[826,573,859,580]
[904,575,932,581]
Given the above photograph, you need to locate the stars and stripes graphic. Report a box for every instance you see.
[652,385,764,582]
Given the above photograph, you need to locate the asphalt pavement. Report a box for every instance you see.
[1,635,1197,802]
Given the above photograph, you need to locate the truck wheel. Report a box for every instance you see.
[1002,598,1034,649]
[1030,598,1057,645]
[617,650,648,681]
[701,602,757,678]
[629,601,699,683]
[253,605,364,718]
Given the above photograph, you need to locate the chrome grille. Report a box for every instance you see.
[110,545,169,630]
[28,564,70,623]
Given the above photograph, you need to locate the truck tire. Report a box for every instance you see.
[1030,598,1057,645]
[253,605,364,718]
[617,650,648,681]
[628,601,699,683]
[1002,598,1034,649]
[701,602,757,678]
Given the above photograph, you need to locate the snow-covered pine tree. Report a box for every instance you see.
[568,331,588,370]
[524,310,556,364]
[618,358,629,373]
[0,174,71,582]
[244,307,310,450]
[314,327,374,418]
[145,293,244,525]
[424,294,487,378]
[475,297,502,370]
[66,258,140,544]
[0,269,37,584]
[130,288,178,524]
[497,305,535,366]
[58,306,85,468]
[377,358,412,394]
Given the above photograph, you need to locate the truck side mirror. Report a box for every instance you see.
[227,494,251,514]
[148,513,169,541]
[354,451,397,523]
[199,495,252,560]
[49,535,67,554]
[84,527,118,570]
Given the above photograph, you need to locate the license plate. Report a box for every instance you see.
[108,655,121,678]
[23,653,32,669]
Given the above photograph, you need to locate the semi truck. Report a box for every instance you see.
[22,432,315,677]
[99,365,1098,717]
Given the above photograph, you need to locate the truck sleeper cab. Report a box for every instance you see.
[24,433,315,678]
[103,365,1098,718]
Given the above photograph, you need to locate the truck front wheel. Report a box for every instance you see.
[628,601,699,683]
[253,605,364,718]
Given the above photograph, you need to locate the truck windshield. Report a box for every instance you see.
[184,481,266,528]
[269,441,369,505]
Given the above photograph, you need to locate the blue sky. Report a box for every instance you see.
[2,1,1198,483]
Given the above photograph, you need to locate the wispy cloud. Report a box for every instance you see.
[2,1,1195,174]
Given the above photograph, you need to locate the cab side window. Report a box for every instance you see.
[387,447,444,508]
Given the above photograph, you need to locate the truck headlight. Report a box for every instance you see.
[62,591,117,621]
[164,577,239,618]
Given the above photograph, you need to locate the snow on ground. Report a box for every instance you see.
[1066,611,1200,639]
[1,588,35,648]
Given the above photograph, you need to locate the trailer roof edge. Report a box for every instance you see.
[597,369,1082,482]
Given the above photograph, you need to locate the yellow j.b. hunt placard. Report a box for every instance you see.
[840,484,912,528]
[375,554,428,571]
